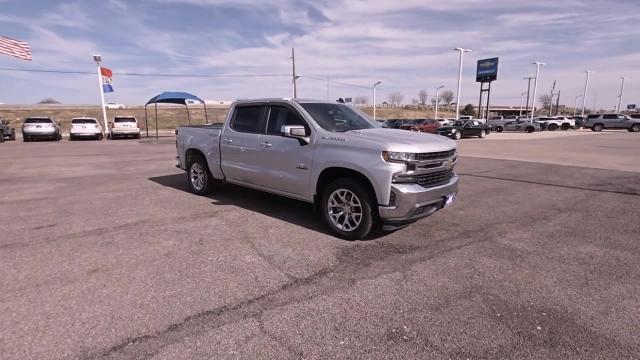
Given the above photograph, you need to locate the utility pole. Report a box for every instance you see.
[616,77,625,113]
[523,76,534,117]
[436,85,445,120]
[372,81,383,119]
[573,95,582,116]
[519,92,526,116]
[581,70,593,117]
[548,80,556,116]
[530,61,545,122]
[555,90,561,116]
[291,48,298,98]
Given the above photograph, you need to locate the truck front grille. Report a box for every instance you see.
[416,149,456,160]
[415,168,454,188]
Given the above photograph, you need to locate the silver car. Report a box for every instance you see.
[584,114,640,132]
[22,117,62,142]
[502,120,541,133]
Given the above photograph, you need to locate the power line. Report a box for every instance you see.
[0,67,290,78]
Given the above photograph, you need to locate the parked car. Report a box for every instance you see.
[405,119,441,133]
[109,116,141,139]
[502,120,541,133]
[584,114,640,132]
[437,118,454,126]
[175,98,458,240]
[105,102,126,109]
[398,119,424,130]
[533,116,575,131]
[0,118,16,142]
[630,114,640,120]
[487,118,512,132]
[436,120,491,140]
[22,117,62,142]
[69,117,103,140]
[382,119,405,129]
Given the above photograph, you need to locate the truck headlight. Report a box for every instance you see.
[382,151,416,163]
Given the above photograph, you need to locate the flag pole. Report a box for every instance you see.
[93,55,108,140]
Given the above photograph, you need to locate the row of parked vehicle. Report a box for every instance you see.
[378,117,490,140]
[0,116,142,142]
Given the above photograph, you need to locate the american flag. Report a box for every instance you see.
[0,35,32,61]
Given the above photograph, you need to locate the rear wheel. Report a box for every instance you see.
[495,126,503,133]
[321,178,376,240]
[548,123,559,131]
[525,126,535,133]
[561,123,571,131]
[630,124,640,132]
[187,154,214,195]
[592,123,604,132]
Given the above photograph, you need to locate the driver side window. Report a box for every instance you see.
[266,106,310,136]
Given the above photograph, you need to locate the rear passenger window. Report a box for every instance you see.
[603,114,617,120]
[231,106,264,133]
[266,106,309,135]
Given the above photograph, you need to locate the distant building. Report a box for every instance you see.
[205,100,232,106]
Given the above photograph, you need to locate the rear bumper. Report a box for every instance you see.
[111,128,140,135]
[70,131,101,136]
[23,130,58,138]
[378,175,458,227]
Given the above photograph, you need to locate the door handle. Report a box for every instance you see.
[261,142,272,148]
[222,137,232,144]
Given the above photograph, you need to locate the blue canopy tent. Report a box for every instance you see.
[144,91,208,139]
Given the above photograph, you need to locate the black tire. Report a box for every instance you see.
[9,132,15,141]
[0,131,4,143]
[321,177,377,240]
[479,129,487,138]
[69,134,75,141]
[97,133,104,140]
[23,135,29,142]
[548,123,559,131]
[630,124,640,133]
[453,130,462,140]
[495,126,503,133]
[561,123,571,131]
[592,123,604,132]
[135,133,141,139]
[186,154,214,196]
[525,126,535,133]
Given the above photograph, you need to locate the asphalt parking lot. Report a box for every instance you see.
[1,131,639,359]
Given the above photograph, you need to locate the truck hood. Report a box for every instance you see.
[342,128,455,153]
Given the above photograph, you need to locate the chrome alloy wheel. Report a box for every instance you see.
[190,163,206,191]
[327,189,363,232]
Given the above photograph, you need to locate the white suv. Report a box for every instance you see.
[69,117,103,140]
[109,116,141,139]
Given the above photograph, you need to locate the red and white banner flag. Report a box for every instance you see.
[0,35,32,61]
[100,67,114,93]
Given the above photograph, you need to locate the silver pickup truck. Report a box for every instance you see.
[175,98,458,239]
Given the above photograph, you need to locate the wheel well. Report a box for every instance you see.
[315,167,378,206]
[593,123,604,127]
[185,148,206,168]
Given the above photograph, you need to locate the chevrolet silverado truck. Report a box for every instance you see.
[175,99,458,240]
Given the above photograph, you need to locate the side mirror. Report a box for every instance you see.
[281,125,309,144]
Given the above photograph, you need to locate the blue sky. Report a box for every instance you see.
[1,0,640,109]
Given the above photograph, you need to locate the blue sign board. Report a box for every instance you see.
[476,57,499,83]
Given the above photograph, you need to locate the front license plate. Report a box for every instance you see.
[443,193,456,208]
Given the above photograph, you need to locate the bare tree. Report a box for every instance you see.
[411,98,419,105]
[388,92,404,106]
[354,96,368,105]
[440,90,454,107]
[430,98,437,106]
[418,90,428,105]
[539,94,552,110]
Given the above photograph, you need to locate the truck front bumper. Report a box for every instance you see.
[378,175,458,229]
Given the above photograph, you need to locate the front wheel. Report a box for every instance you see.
[630,124,640,132]
[525,127,535,133]
[495,126,503,133]
[187,155,214,195]
[321,178,376,240]
[548,123,558,131]
[561,123,571,131]
[453,130,462,140]
[592,124,604,132]
[478,130,487,138]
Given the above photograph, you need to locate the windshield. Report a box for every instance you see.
[72,118,97,124]
[24,118,53,124]
[301,103,377,132]
[114,117,136,123]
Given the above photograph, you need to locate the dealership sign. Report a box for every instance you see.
[476,57,499,83]
[627,104,636,110]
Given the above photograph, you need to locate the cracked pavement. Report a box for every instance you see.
[0,132,639,359]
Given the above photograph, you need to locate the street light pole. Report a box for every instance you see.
[453,47,472,120]
[573,95,583,116]
[523,77,534,117]
[519,92,526,117]
[616,76,625,113]
[530,61,545,122]
[435,85,445,120]
[581,70,593,117]
[373,80,383,119]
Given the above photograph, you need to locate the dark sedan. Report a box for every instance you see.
[435,120,491,140]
